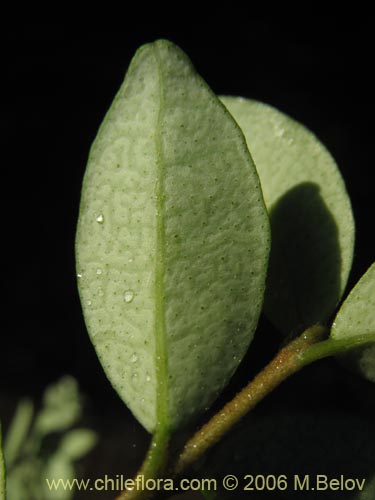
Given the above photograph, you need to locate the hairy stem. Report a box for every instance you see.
[174,327,375,475]
[117,328,375,499]
[116,429,170,500]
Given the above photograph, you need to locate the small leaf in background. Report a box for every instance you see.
[58,429,97,461]
[43,455,75,500]
[76,41,270,433]
[0,423,5,500]
[221,97,355,335]
[331,263,375,382]
[3,399,33,468]
[4,377,96,500]
[5,459,42,500]
[34,376,81,436]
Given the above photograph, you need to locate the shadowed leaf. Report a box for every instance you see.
[221,97,354,335]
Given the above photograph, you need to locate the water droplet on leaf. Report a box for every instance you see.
[124,290,134,303]
[131,353,138,363]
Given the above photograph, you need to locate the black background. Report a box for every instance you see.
[2,20,375,497]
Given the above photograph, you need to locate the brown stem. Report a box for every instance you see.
[115,325,374,499]
[173,324,327,475]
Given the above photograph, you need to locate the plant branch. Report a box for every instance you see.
[174,327,375,475]
[299,333,375,367]
[116,428,170,500]
[174,324,328,474]
[117,327,375,498]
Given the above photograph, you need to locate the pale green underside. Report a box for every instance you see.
[76,41,270,432]
[331,263,375,383]
[221,97,355,335]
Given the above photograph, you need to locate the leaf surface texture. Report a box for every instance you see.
[76,42,270,432]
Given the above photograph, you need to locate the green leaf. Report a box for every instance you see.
[221,97,355,335]
[331,263,375,382]
[34,377,81,436]
[5,459,42,500]
[43,455,74,500]
[3,399,33,468]
[76,41,270,433]
[58,429,97,460]
[0,423,5,500]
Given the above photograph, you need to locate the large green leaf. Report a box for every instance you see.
[0,423,5,500]
[76,41,270,433]
[331,263,375,382]
[221,97,355,335]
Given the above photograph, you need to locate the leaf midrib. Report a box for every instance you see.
[153,44,170,433]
